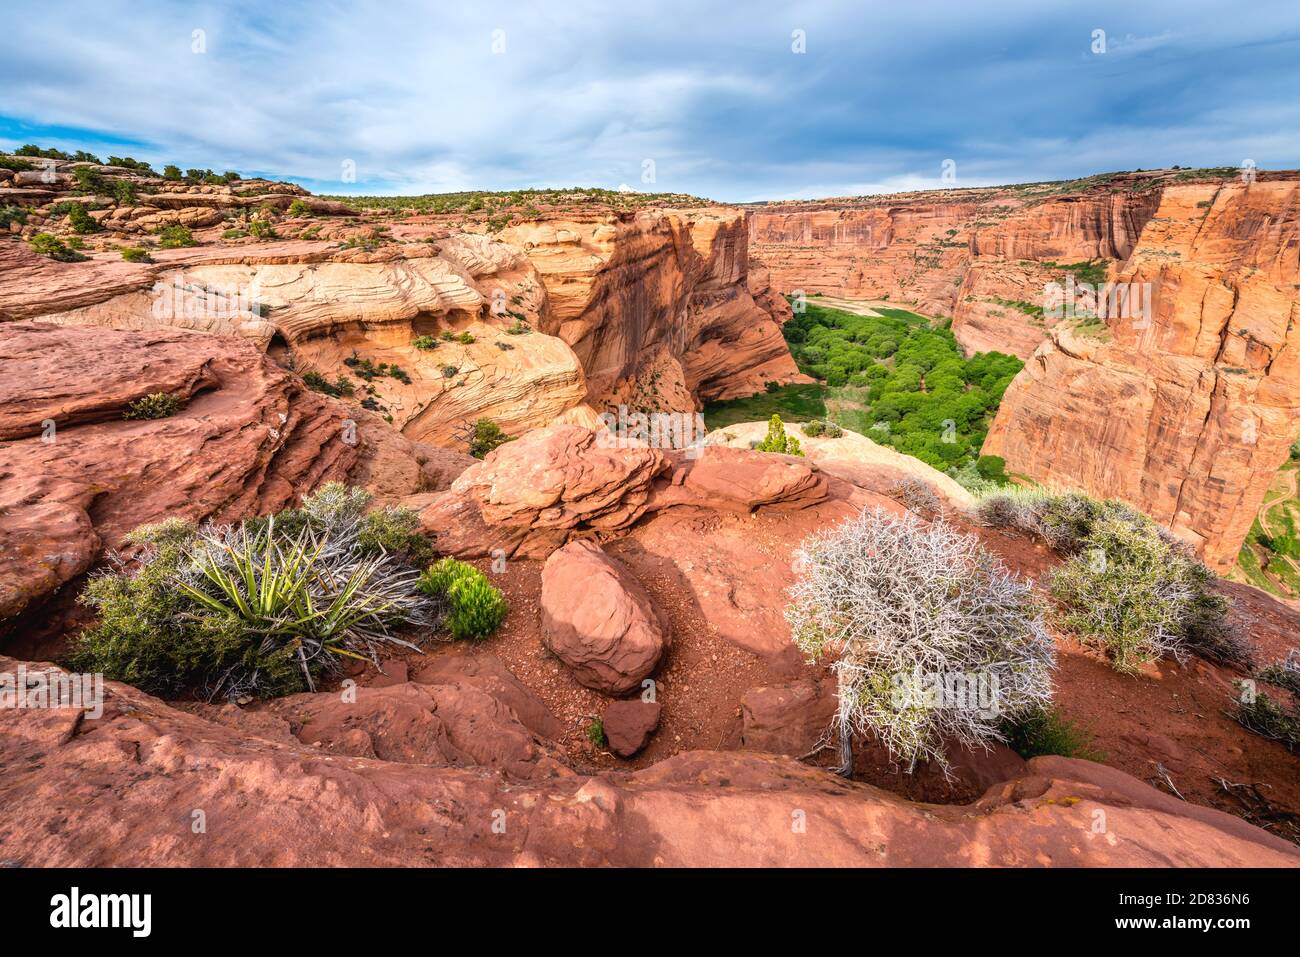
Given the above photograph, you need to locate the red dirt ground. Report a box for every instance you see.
[363,511,1300,843]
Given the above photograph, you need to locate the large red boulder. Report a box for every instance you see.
[540,539,669,694]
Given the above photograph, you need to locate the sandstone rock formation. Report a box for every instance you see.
[740,678,838,756]
[541,540,669,695]
[2,656,1295,866]
[419,423,830,559]
[984,179,1300,569]
[4,159,807,454]
[601,699,662,757]
[502,207,807,408]
[750,169,1300,571]
[0,321,461,623]
[749,172,1173,359]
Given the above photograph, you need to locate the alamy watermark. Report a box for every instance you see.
[596,405,707,458]
[1,665,103,719]
[1044,275,1154,328]
[890,669,1001,719]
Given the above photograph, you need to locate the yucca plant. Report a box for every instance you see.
[178,520,431,691]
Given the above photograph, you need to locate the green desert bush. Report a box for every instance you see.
[1001,706,1104,761]
[73,487,440,700]
[123,392,182,420]
[467,418,510,458]
[755,414,803,456]
[356,506,435,567]
[119,246,152,263]
[586,717,607,749]
[301,370,354,398]
[67,203,101,234]
[412,334,438,350]
[29,232,87,262]
[417,558,508,642]
[248,218,277,240]
[786,509,1055,774]
[287,199,312,217]
[979,489,1244,672]
[1231,683,1300,750]
[802,418,825,437]
[156,225,197,248]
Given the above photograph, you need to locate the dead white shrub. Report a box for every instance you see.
[786,508,1055,775]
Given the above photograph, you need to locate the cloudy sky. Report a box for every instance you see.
[2,1,1298,202]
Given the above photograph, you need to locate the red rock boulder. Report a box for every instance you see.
[541,539,669,694]
[602,699,662,757]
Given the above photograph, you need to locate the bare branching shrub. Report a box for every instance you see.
[889,477,940,516]
[786,509,1055,775]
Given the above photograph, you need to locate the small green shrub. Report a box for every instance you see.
[413,335,438,350]
[1257,653,1300,697]
[467,419,510,458]
[1002,706,1104,761]
[417,558,508,641]
[67,203,101,234]
[301,370,354,398]
[120,246,152,263]
[357,507,434,566]
[72,487,441,701]
[113,179,138,205]
[980,490,1245,673]
[29,232,87,262]
[802,418,825,437]
[389,365,411,384]
[156,225,197,248]
[287,199,312,217]
[1231,684,1300,750]
[755,414,803,456]
[506,321,531,335]
[457,331,475,345]
[221,227,248,240]
[123,393,182,420]
[439,330,457,341]
[586,718,607,749]
[248,218,277,240]
[1,205,29,228]
[73,167,110,195]
[441,365,459,378]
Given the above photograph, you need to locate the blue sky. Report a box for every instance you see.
[2,1,1297,202]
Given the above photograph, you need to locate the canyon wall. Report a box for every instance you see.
[750,170,1300,570]
[985,179,1300,569]
[2,159,801,450]
[502,206,803,411]
[749,173,1165,359]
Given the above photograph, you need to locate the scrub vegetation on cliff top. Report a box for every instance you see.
[70,484,506,701]
[318,186,710,215]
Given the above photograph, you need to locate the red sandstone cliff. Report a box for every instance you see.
[750,169,1300,571]
[985,179,1300,570]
